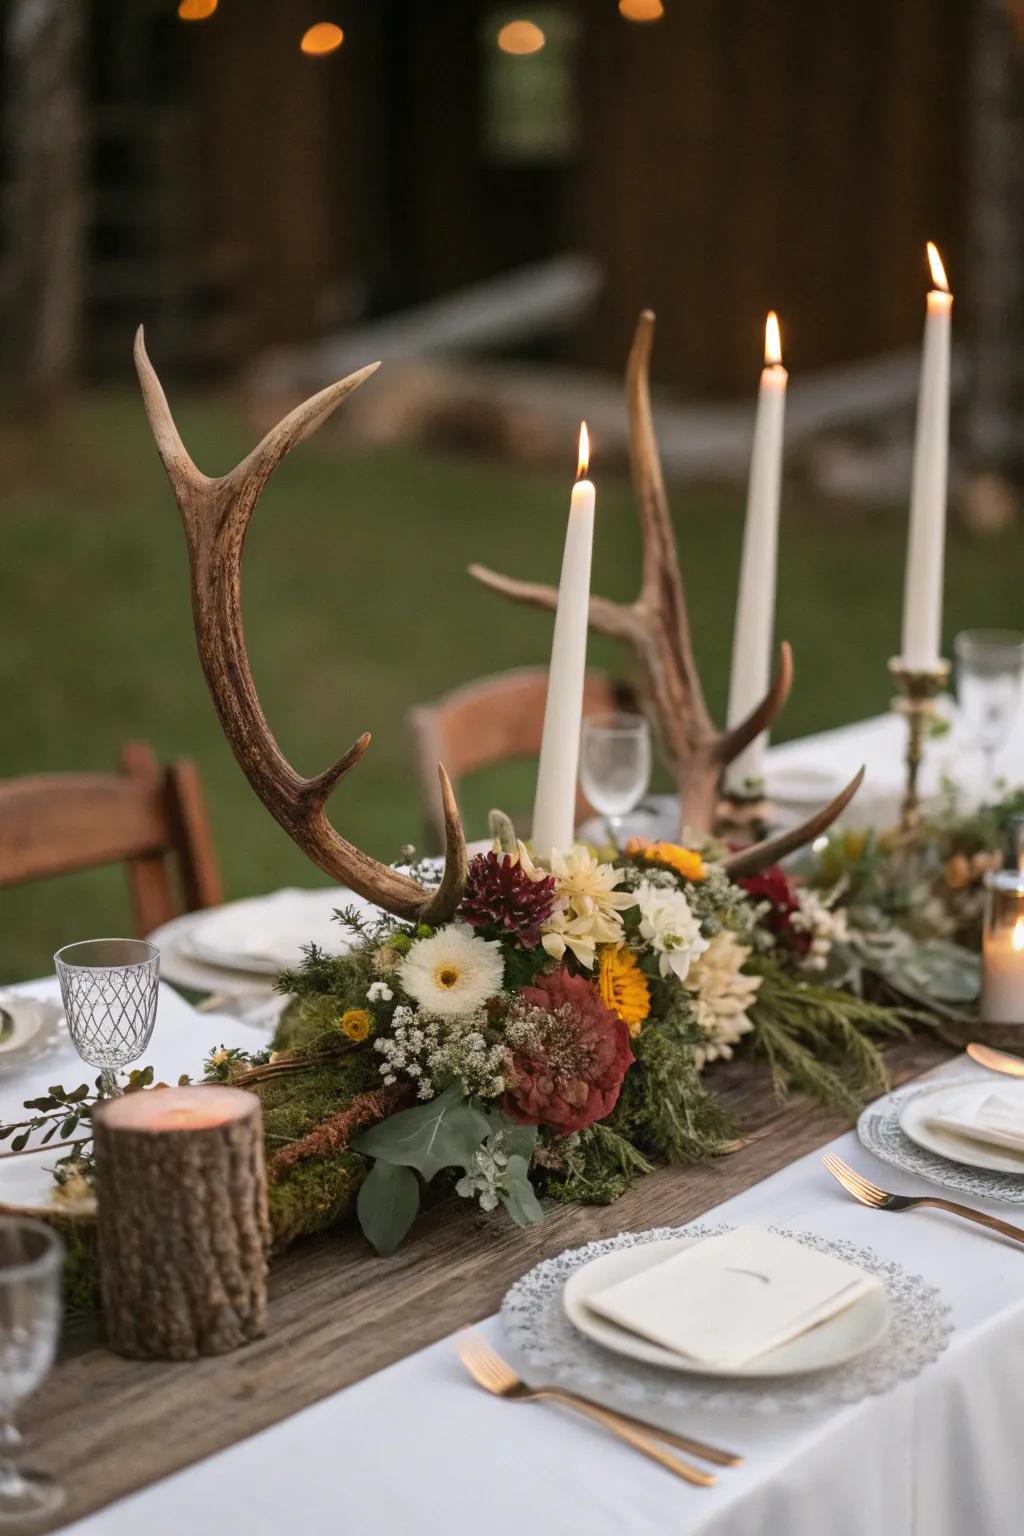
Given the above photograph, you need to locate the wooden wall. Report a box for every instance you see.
[575,0,973,395]
[62,0,978,390]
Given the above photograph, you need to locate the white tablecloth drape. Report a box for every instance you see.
[35,1026,1023,1536]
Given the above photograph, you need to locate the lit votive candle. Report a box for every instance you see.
[980,870,1024,1026]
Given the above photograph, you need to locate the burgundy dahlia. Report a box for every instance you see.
[459,850,557,950]
[502,966,634,1134]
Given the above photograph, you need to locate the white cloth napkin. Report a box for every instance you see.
[585,1226,881,1370]
[928,1092,1024,1156]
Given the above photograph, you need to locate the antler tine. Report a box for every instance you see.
[722,765,866,879]
[626,311,709,716]
[466,565,640,644]
[715,642,794,764]
[135,329,467,923]
[134,326,203,490]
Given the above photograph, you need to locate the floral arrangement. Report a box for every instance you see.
[201,824,929,1256]
[10,793,1011,1284]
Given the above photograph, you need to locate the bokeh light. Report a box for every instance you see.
[496,21,546,56]
[300,22,345,57]
[177,0,218,20]
[618,0,665,21]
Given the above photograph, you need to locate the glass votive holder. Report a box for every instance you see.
[980,868,1024,1026]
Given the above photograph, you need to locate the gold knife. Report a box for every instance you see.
[966,1043,1024,1078]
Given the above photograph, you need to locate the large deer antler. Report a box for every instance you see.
[134,328,466,923]
[470,310,863,876]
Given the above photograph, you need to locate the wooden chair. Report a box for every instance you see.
[408,668,634,851]
[0,741,223,936]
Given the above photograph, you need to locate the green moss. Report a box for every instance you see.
[269,1150,366,1249]
[62,1222,101,1314]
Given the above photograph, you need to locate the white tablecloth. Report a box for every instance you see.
[35,1032,1024,1536]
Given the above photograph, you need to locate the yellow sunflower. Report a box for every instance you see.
[598,947,651,1035]
[626,837,705,882]
[339,1008,373,1043]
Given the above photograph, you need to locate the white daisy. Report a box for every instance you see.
[634,879,709,983]
[398,923,504,1017]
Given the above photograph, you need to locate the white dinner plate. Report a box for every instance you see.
[146,911,279,998]
[0,997,64,1078]
[0,1151,82,1218]
[563,1234,890,1378]
[184,887,364,974]
[899,1078,1024,1176]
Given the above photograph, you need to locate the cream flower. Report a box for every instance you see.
[791,890,849,974]
[398,923,504,1017]
[634,879,709,982]
[686,930,761,1068]
[540,844,636,970]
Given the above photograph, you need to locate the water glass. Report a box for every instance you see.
[955,629,1024,799]
[579,713,652,847]
[54,939,160,1098]
[0,1219,64,1522]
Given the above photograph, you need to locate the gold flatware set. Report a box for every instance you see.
[456,1330,742,1488]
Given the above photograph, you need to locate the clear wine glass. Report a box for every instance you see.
[54,939,160,1099]
[579,712,652,848]
[0,1219,64,1523]
[955,629,1024,800]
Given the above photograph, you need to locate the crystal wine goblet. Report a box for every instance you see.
[54,939,160,1099]
[0,1219,64,1523]
[579,712,652,848]
[955,629,1024,800]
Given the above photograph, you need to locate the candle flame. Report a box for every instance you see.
[1013,917,1024,954]
[926,241,949,293]
[577,421,590,479]
[764,311,782,366]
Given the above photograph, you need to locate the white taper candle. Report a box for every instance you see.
[532,425,595,861]
[901,242,953,670]
[726,312,788,792]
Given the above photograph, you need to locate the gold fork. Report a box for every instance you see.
[966,1043,1024,1079]
[823,1152,1024,1247]
[455,1331,728,1486]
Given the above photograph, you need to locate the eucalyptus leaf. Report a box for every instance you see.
[352,1082,490,1181]
[356,1161,421,1257]
[480,1106,538,1164]
[498,1155,544,1228]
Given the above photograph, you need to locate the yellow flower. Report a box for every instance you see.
[627,838,705,882]
[339,1008,372,1043]
[598,947,650,1035]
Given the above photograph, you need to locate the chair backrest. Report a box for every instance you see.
[408,667,630,851]
[0,741,223,936]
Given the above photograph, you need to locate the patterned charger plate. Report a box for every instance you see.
[501,1223,952,1416]
[858,1075,1024,1205]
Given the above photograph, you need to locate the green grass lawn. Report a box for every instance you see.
[1,389,1020,981]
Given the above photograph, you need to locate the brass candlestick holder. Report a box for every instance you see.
[888,655,950,834]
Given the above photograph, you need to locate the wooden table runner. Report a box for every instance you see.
[25,1035,952,1532]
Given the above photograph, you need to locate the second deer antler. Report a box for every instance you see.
[471,310,862,873]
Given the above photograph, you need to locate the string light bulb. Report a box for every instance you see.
[497,21,546,54]
[619,0,665,20]
[301,22,344,56]
[178,0,218,19]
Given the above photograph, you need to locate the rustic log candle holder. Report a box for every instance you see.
[93,1085,270,1360]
